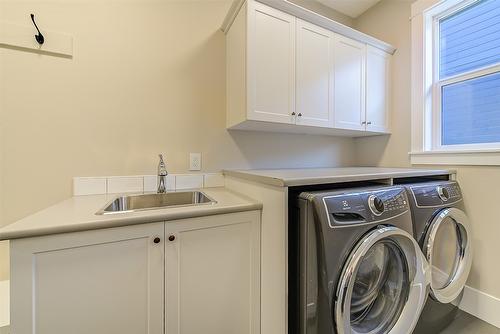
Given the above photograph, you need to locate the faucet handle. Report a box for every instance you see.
[158,154,167,169]
[158,154,168,177]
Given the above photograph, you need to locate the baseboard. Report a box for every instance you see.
[0,280,9,327]
[460,285,500,329]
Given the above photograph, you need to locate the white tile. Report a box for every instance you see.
[165,175,176,191]
[175,174,204,190]
[73,177,107,196]
[204,173,225,188]
[107,176,143,194]
[143,175,158,192]
[143,175,175,192]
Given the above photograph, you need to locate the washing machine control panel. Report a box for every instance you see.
[323,187,409,226]
[410,182,462,207]
[380,191,408,214]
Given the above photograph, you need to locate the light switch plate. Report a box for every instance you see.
[189,153,201,171]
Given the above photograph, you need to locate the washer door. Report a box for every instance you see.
[335,226,429,334]
[423,208,472,304]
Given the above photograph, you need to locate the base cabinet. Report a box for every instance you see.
[10,211,261,334]
[10,222,165,334]
[165,212,261,334]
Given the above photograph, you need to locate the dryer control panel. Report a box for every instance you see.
[410,181,462,207]
[322,187,410,227]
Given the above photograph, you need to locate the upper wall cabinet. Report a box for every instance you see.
[223,0,395,137]
[296,19,334,128]
[366,45,391,133]
[334,36,366,131]
[248,3,296,124]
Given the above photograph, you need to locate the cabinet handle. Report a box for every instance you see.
[291,112,296,116]
[367,121,372,125]
[297,113,302,117]
[153,237,161,244]
[361,121,366,125]
[168,235,175,242]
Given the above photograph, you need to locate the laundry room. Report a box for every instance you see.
[0,0,499,333]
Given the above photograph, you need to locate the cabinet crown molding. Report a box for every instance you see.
[221,0,396,55]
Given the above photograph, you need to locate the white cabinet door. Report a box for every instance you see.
[247,1,295,124]
[10,223,164,334]
[366,45,391,133]
[165,211,261,334]
[295,19,334,128]
[334,35,366,131]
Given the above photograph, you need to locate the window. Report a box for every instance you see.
[410,0,500,164]
[434,0,500,150]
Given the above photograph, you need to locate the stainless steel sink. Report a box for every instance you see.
[96,191,216,215]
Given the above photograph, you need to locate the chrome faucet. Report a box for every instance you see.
[157,154,168,193]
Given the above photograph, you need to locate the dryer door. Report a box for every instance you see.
[335,226,429,334]
[423,207,472,304]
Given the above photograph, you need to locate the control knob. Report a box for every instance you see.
[437,186,449,202]
[368,195,385,216]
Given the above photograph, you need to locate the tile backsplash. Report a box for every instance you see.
[107,176,144,194]
[73,173,224,196]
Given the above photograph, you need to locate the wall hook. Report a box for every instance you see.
[30,14,45,45]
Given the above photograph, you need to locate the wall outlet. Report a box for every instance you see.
[189,153,202,171]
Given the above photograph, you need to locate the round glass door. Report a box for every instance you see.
[424,208,472,304]
[350,240,409,333]
[335,226,429,334]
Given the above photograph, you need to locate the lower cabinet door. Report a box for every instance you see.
[10,222,165,334]
[165,211,261,334]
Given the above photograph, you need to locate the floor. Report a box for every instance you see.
[441,311,500,334]
[0,312,497,334]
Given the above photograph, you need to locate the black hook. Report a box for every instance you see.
[30,14,44,45]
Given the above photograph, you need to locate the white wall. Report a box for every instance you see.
[0,1,355,280]
[353,0,500,304]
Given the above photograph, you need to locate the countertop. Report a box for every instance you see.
[223,167,455,187]
[0,187,262,240]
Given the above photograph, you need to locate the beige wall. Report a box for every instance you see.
[353,0,500,299]
[0,1,355,280]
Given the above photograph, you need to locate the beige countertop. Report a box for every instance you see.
[224,167,455,187]
[0,187,262,240]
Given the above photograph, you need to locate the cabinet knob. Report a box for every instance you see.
[153,237,161,244]
[297,113,302,117]
[168,235,176,242]
[291,112,296,116]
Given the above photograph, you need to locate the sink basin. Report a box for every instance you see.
[96,191,216,215]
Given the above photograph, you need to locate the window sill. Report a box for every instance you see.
[410,149,500,166]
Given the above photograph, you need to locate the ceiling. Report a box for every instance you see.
[317,0,383,18]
